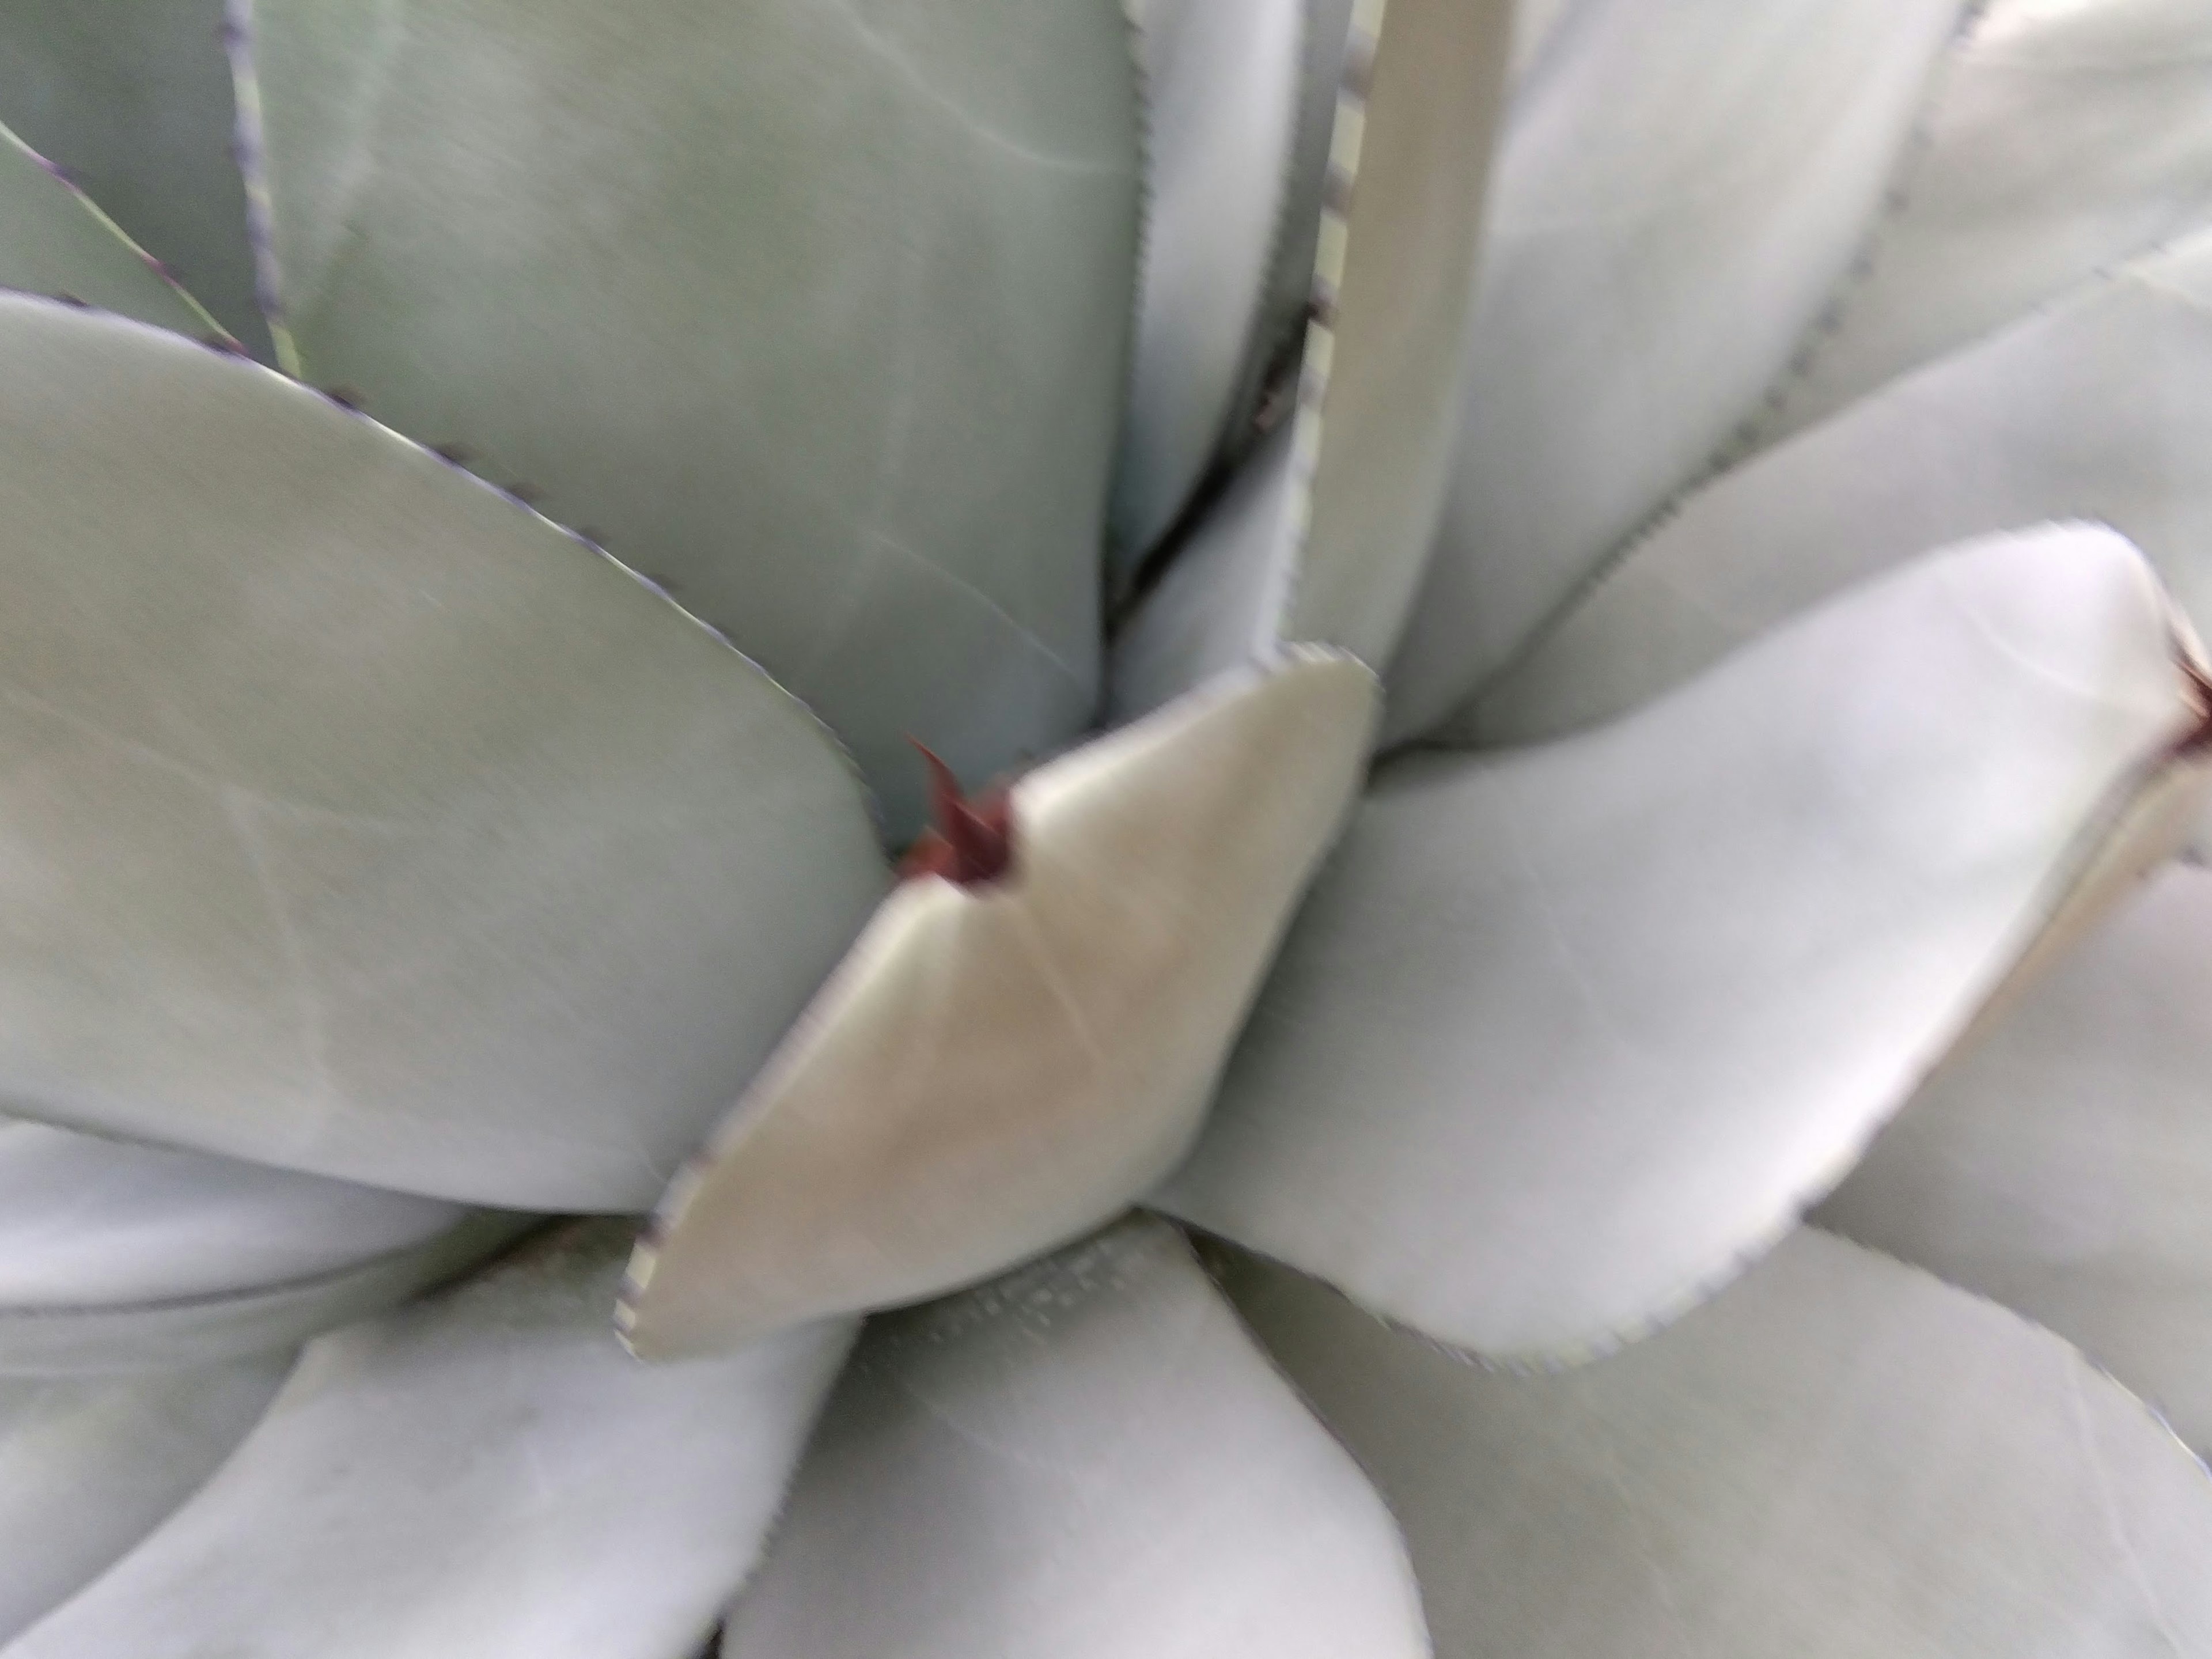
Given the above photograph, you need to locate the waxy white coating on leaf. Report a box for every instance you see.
[620,650,1378,1358]
[0,1354,290,1643]
[244,0,1142,842]
[0,120,209,336]
[0,1118,462,1309]
[1820,862,2212,1455]
[1757,0,2212,446]
[0,0,271,354]
[1223,1229,2212,1658]
[1109,0,1301,572]
[722,1215,1429,1659]
[1160,530,2200,1361]
[0,297,888,1211]
[7,1224,853,1659]
[1461,237,2212,749]
[1382,0,1961,744]
[0,1117,530,1375]
[0,1211,535,1377]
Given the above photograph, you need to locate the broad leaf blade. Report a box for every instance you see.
[243,0,1143,840]
[0,296,887,1211]
[622,650,1377,1357]
[1223,1228,2212,1658]
[9,1223,851,1659]
[1161,528,2199,1359]
[0,1354,290,1643]
[722,1215,1429,1659]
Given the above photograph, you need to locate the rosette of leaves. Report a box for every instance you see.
[7,2,2212,1656]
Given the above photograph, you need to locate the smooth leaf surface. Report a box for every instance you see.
[0,296,887,1211]
[0,1118,463,1309]
[1757,0,2212,445]
[243,0,1141,840]
[1382,0,1961,744]
[1819,861,2212,1455]
[722,1215,1428,1659]
[621,650,1377,1357]
[0,0,269,354]
[1222,1228,2212,1658]
[1463,233,2212,748]
[0,122,210,336]
[1108,0,1301,573]
[8,1223,852,1659]
[1160,528,2200,1359]
[0,1354,290,1643]
[0,1204,531,1378]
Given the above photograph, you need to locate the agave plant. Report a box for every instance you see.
[7,0,2212,1654]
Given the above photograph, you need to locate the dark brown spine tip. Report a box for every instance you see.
[430,441,475,465]
[323,385,365,411]
[902,738,1015,887]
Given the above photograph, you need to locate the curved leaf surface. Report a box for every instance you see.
[1464,233,2212,747]
[0,1354,290,1643]
[1109,0,1301,573]
[1383,0,1961,744]
[1758,0,2212,445]
[622,650,1376,1357]
[8,1222,851,1659]
[243,0,1143,840]
[1819,861,2212,1455]
[1223,1228,2212,1659]
[1160,528,2201,1359]
[0,296,887,1210]
[722,1215,1428,1659]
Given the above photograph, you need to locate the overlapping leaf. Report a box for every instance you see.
[1161,528,2202,1359]
[722,1215,1428,1658]
[8,1224,851,1659]
[1223,1228,2212,1657]
[240,0,1143,839]
[0,296,886,1210]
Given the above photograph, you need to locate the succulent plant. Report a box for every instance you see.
[7,0,2212,1654]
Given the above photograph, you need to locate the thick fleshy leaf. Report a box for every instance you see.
[1278,0,1514,669]
[1221,1228,2212,1658]
[0,1354,291,1643]
[1818,862,2212,1455]
[0,1211,535,1377]
[1461,233,2212,748]
[0,122,212,336]
[1107,0,1514,711]
[0,0,269,355]
[1108,0,1301,571]
[9,1223,851,1659]
[620,650,1377,1358]
[240,0,1141,841]
[721,1215,1429,1659]
[1758,0,2212,445]
[0,1118,463,1309]
[1158,528,2203,1360]
[1382,0,1961,745]
[0,296,887,1210]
